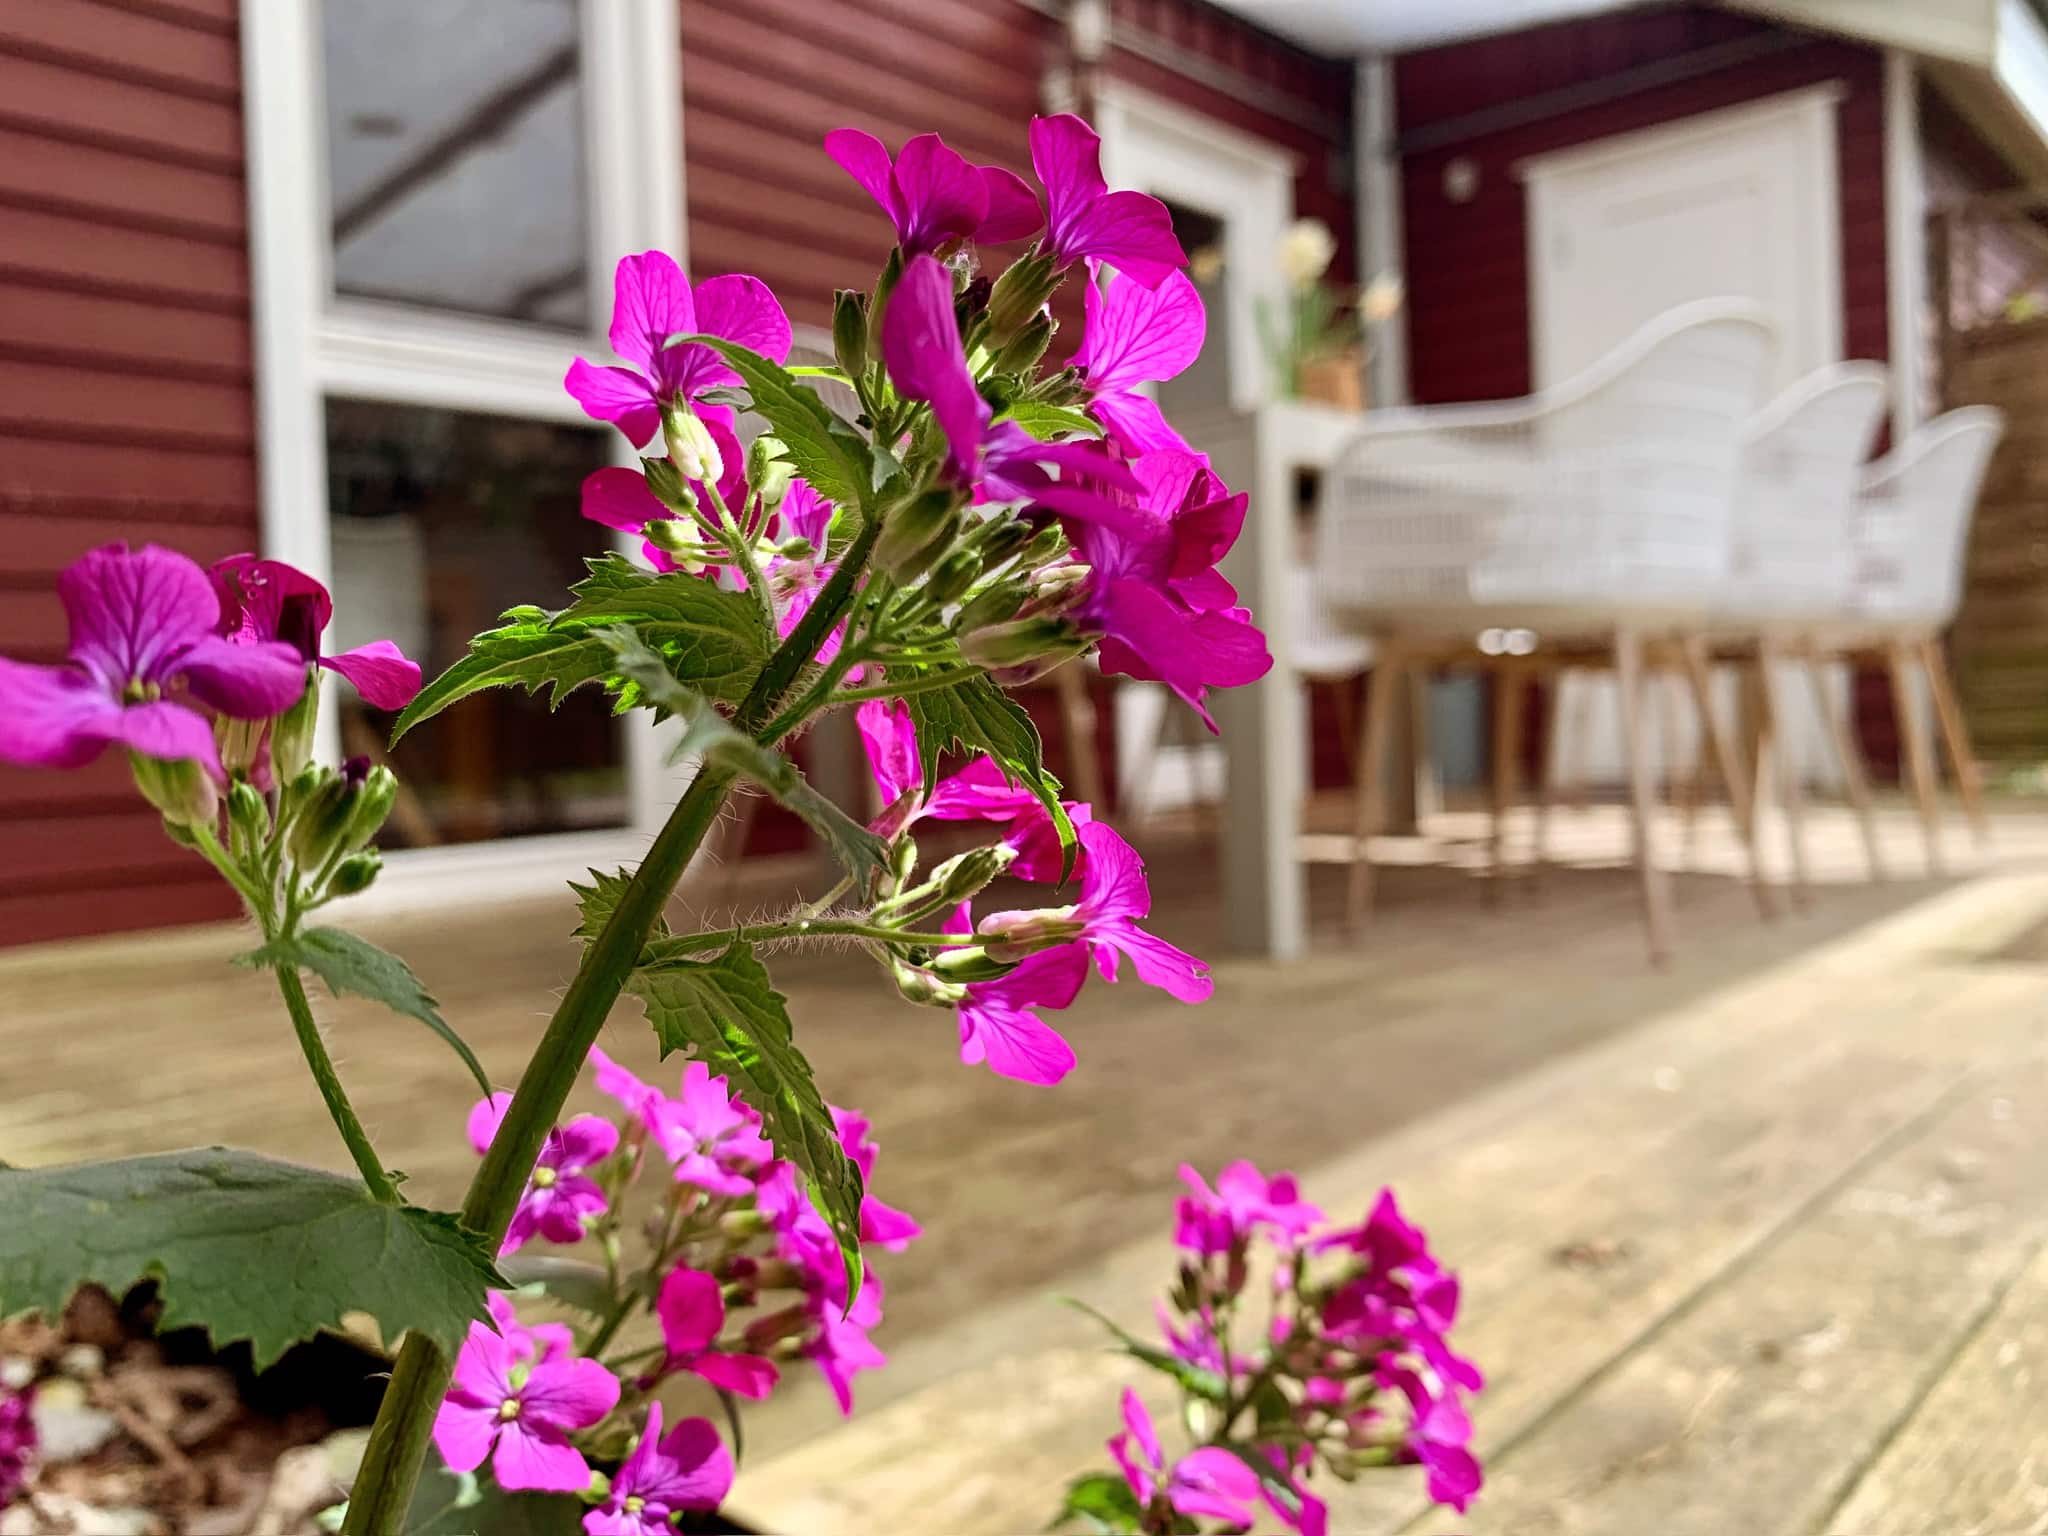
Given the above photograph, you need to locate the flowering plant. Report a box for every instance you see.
[0,110,1469,1532]
[1058,1170,1482,1535]
[1256,217,1403,403]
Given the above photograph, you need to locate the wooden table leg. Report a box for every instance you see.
[1889,639,1944,875]
[1680,636,1773,919]
[1808,651,1885,883]
[1756,638,1810,904]
[1920,633,1989,846]
[1348,642,1406,931]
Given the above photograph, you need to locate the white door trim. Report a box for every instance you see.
[1884,48,1928,433]
[239,0,686,880]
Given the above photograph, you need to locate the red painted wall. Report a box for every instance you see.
[1394,7,1888,406]
[0,0,253,946]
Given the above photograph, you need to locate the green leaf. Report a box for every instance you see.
[405,1461,581,1535]
[241,928,489,1097]
[671,333,874,509]
[905,672,1077,882]
[0,1149,501,1369]
[602,629,888,887]
[1050,1471,1144,1534]
[493,1254,613,1316]
[568,867,669,954]
[1004,401,1103,441]
[1064,1298,1229,1401]
[392,555,769,742]
[626,941,864,1305]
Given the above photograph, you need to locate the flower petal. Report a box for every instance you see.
[491,1423,593,1494]
[60,542,218,689]
[177,635,307,719]
[1030,113,1109,226]
[608,250,696,372]
[1063,191,1188,289]
[565,359,662,448]
[674,273,793,397]
[1078,270,1205,393]
[430,1398,498,1476]
[321,641,421,710]
[692,1350,780,1400]
[1105,924,1214,1004]
[656,1266,725,1356]
[880,255,989,481]
[467,1091,513,1154]
[553,1114,619,1169]
[0,659,123,769]
[518,1355,621,1432]
[891,133,988,253]
[856,699,922,808]
[977,165,1043,243]
[106,698,224,770]
[580,468,667,535]
[643,1414,735,1510]
[956,994,1077,1085]
[1078,820,1151,922]
[1092,389,1189,457]
[824,128,902,228]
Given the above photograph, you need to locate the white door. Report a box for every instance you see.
[1525,84,1845,390]
[1525,85,1849,791]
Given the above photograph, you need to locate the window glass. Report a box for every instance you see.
[321,0,590,327]
[324,399,625,846]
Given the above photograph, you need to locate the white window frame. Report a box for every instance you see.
[240,0,685,886]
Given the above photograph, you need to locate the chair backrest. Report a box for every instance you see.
[1315,299,1776,624]
[1855,406,2005,627]
[1724,362,1889,619]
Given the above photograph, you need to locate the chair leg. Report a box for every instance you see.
[1531,665,1561,889]
[1888,639,1944,875]
[1488,663,1523,904]
[1920,634,1989,846]
[1410,671,1440,825]
[1614,629,1673,965]
[1556,669,1592,812]
[1755,639,1811,904]
[1657,672,1700,873]
[1806,653,1885,883]
[1347,643,1406,930]
[1680,637,1773,919]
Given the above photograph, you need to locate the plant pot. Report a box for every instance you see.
[1296,349,1366,412]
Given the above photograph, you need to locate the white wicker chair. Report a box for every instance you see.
[1839,406,2006,871]
[1315,299,1778,963]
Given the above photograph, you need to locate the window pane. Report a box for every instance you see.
[321,0,590,328]
[325,399,625,846]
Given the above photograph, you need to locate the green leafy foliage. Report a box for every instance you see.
[391,555,769,743]
[672,334,875,510]
[1004,401,1103,441]
[402,1463,582,1535]
[1050,1471,1145,1533]
[626,940,863,1305]
[567,867,668,955]
[602,629,888,887]
[0,1150,501,1368]
[904,672,1077,881]
[242,928,489,1097]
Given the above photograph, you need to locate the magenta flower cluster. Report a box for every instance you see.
[0,1384,33,1513]
[1066,1170,1483,1535]
[435,1049,919,1522]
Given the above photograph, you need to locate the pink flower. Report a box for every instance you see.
[466,1093,618,1255]
[1074,268,1206,455]
[0,543,304,773]
[1029,115,1186,288]
[1107,1388,1260,1525]
[1175,1160,1325,1255]
[566,251,791,448]
[855,699,1086,880]
[0,1383,34,1512]
[805,1270,889,1414]
[583,1402,732,1535]
[433,1313,619,1493]
[648,1061,773,1196]
[1073,451,1270,730]
[832,1105,921,1252]
[1380,1364,1483,1513]
[825,129,1040,256]
[487,1291,575,1368]
[980,821,1212,1004]
[879,254,1139,525]
[655,1268,779,1400]
[947,904,1089,1086]
[579,413,748,572]
[210,554,422,709]
[1257,1447,1331,1536]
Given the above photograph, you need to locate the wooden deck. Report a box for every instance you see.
[5,796,2048,1532]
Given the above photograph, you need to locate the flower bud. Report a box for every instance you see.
[977,516,1039,567]
[641,456,698,517]
[340,764,398,852]
[866,248,904,360]
[920,548,982,608]
[961,615,1081,671]
[662,404,724,485]
[269,669,320,782]
[832,288,868,379]
[875,489,961,583]
[927,946,1018,983]
[214,714,265,780]
[129,751,218,829]
[777,535,816,562]
[756,459,795,511]
[891,836,919,885]
[992,312,1055,375]
[718,1208,769,1240]
[953,583,1027,635]
[974,904,1083,960]
[888,957,966,1008]
[985,252,1060,344]
[327,849,382,897]
[931,844,1014,905]
[644,518,709,564]
[288,757,368,870]
[743,1304,814,1352]
[226,778,268,849]
[747,435,787,483]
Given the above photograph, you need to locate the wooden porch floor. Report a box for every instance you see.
[5,797,2048,1532]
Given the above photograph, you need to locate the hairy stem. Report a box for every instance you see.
[828,666,978,705]
[274,963,401,1205]
[342,517,883,1534]
[645,916,981,957]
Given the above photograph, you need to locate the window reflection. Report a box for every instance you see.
[324,400,625,846]
[321,0,590,327]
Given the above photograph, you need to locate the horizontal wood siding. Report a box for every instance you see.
[1394,8,1887,406]
[0,0,254,944]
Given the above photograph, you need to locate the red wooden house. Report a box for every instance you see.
[2,0,2044,948]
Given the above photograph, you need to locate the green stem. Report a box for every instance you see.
[645,917,978,957]
[341,516,883,1535]
[274,962,401,1205]
[828,666,977,705]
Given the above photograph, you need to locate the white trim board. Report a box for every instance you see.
[240,0,687,852]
